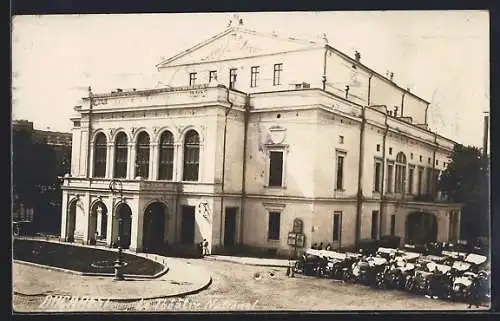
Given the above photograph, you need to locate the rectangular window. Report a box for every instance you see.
[273,63,283,86]
[250,66,260,87]
[376,144,380,152]
[189,72,197,86]
[389,147,393,155]
[268,212,281,240]
[387,164,394,193]
[371,211,379,239]
[209,70,218,83]
[336,154,345,190]
[390,215,396,236]
[408,167,414,194]
[374,161,382,193]
[339,136,344,144]
[417,167,423,195]
[229,68,237,89]
[333,211,342,241]
[269,151,284,187]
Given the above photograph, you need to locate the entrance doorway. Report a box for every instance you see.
[66,200,77,242]
[224,207,237,247]
[181,206,195,244]
[405,212,437,245]
[89,202,108,243]
[116,203,132,249]
[143,202,167,253]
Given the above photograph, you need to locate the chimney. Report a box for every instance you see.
[354,50,361,62]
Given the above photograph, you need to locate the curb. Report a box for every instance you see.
[204,256,293,268]
[13,260,170,279]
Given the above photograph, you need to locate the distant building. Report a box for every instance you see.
[12,120,72,224]
[61,20,462,254]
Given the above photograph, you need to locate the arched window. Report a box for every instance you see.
[395,152,407,193]
[159,131,174,180]
[114,132,128,178]
[93,133,107,178]
[183,130,200,181]
[135,131,150,179]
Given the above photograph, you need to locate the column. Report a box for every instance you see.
[88,143,95,178]
[60,191,69,241]
[130,210,143,252]
[96,206,103,237]
[436,211,448,243]
[148,143,157,180]
[127,143,136,179]
[174,143,182,181]
[106,143,113,178]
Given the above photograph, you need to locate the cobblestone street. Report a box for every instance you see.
[13,258,485,312]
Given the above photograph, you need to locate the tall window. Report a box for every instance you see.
[229,68,237,89]
[250,66,260,87]
[408,167,415,194]
[333,211,342,241]
[387,163,394,193]
[183,130,200,181]
[189,72,197,86]
[390,214,396,236]
[374,160,382,193]
[417,167,423,195]
[269,151,284,187]
[114,132,128,178]
[268,212,281,240]
[371,211,379,239]
[273,63,283,86]
[135,132,150,179]
[209,70,218,83]
[93,133,107,178]
[395,152,407,193]
[158,131,174,180]
[336,153,345,190]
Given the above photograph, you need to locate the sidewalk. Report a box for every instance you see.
[203,255,294,267]
[13,238,212,302]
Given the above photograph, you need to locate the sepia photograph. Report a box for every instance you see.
[11,11,491,312]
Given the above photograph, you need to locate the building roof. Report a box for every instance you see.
[155,22,430,104]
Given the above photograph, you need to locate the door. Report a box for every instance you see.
[224,207,237,247]
[181,206,195,244]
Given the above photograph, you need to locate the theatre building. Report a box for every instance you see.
[60,21,462,255]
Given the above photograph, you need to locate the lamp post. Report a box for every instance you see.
[109,179,124,281]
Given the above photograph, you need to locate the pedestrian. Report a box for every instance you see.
[202,239,209,256]
[467,276,481,308]
[319,242,324,250]
[312,242,318,250]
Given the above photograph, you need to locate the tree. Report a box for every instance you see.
[438,144,489,243]
[12,127,71,232]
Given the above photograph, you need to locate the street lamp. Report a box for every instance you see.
[109,179,124,281]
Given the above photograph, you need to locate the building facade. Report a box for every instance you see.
[60,22,462,254]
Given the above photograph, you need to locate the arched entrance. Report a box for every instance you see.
[115,203,132,249]
[143,202,167,253]
[89,202,108,243]
[405,212,437,245]
[66,200,77,242]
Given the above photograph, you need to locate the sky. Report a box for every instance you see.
[12,11,489,148]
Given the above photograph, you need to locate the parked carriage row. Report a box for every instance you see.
[293,246,490,304]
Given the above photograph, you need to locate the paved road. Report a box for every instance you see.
[13,258,487,312]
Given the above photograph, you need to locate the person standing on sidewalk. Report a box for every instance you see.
[202,239,209,256]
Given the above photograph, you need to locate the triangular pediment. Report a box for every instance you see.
[157,27,322,68]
